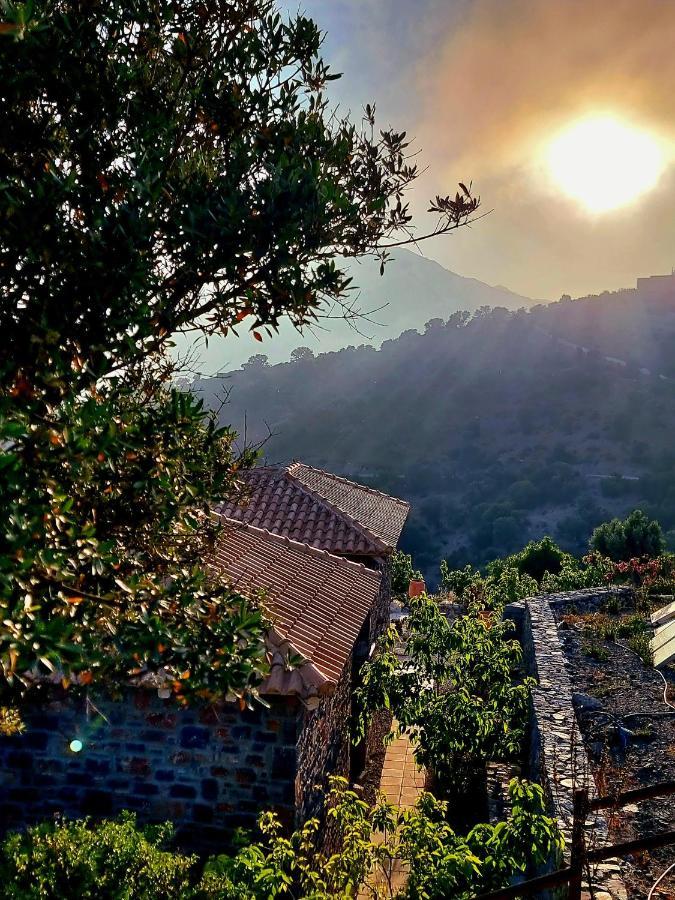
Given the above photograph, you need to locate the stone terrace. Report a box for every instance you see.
[509,588,632,900]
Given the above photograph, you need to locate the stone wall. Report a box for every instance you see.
[295,658,352,826]
[371,557,392,644]
[0,687,300,852]
[512,587,631,900]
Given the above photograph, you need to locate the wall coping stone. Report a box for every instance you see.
[513,587,632,900]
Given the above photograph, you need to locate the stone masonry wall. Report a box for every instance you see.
[513,587,631,900]
[371,557,392,644]
[0,688,301,852]
[295,658,352,828]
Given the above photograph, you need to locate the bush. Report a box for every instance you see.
[356,596,534,796]
[0,780,561,900]
[439,561,481,598]
[488,537,570,584]
[391,550,422,596]
[0,813,196,899]
[590,510,665,562]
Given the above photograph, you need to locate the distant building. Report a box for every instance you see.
[0,463,409,850]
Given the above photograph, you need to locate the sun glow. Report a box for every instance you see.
[546,116,666,213]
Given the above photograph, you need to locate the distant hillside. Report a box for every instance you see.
[173,249,536,374]
[531,274,675,377]
[194,290,675,585]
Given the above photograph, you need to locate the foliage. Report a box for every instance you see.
[439,561,481,599]
[539,552,614,593]
[356,596,533,794]
[0,779,562,900]
[391,550,422,597]
[590,510,666,562]
[0,706,25,737]
[485,566,538,608]
[0,0,477,710]
[439,561,536,610]
[487,537,571,584]
[0,812,196,899]
[564,610,652,665]
[626,632,654,667]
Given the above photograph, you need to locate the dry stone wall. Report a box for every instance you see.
[511,587,632,900]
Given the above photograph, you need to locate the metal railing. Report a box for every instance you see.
[475,779,675,900]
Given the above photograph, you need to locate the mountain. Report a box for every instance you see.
[194,283,675,585]
[172,249,536,374]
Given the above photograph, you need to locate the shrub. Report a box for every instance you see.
[0,780,561,900]
[439,561,482,598]
[391,550,422,596]
[0,813,196,899]
[488,537,571,584]
[590,510,665,562]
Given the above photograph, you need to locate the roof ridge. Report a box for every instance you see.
[282,466,389,555]
[220,518,382,582]
[288,461,410,510]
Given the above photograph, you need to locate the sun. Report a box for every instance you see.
[546,116,665,214]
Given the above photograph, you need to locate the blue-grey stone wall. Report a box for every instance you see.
[0,688,301,852]
[295,659,352,826]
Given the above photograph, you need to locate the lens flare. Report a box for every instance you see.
[69,738,83,753]
[546,116,665,213]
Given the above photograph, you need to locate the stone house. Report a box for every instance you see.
[0,463,409,850]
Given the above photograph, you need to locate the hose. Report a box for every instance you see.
[648,861,675,899]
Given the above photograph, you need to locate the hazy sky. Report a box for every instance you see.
[291,0,675,300]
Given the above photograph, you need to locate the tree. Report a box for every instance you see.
[0,1,478,724]
[590,510,666,562]
[356,597,533,804]
[242,354,270,370]
[391,549,422,596]
[290,347,315,362]
[488,536,570,583]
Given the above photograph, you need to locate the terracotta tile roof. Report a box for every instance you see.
[288,463,410,549]
[211,522,381,701]
[213,464,409,557]
[213,467,383,556]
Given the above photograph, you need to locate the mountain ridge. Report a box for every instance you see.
[173,248,538,374]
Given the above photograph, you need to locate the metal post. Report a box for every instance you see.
[568,788,589,900]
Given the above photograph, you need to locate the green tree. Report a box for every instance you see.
[439,561,481,598]
[356,597,533,802]
[590,509,666,562]
[488,536,570,583]
[391,550,422,596]
[0,0,478,720]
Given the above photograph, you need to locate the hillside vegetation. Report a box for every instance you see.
[195,288,675,582]
[174,249,535,372]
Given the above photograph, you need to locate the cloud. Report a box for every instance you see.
[291,0,675,298]
[416,0,675,174]
[407,0,675,298]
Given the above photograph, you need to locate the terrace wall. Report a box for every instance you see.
[508,587,631,900]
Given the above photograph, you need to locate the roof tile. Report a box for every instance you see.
[213,464,409,556]
[288,463,410,549]
[211,522,381,690]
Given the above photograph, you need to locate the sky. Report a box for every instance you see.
[289,0,675,301]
